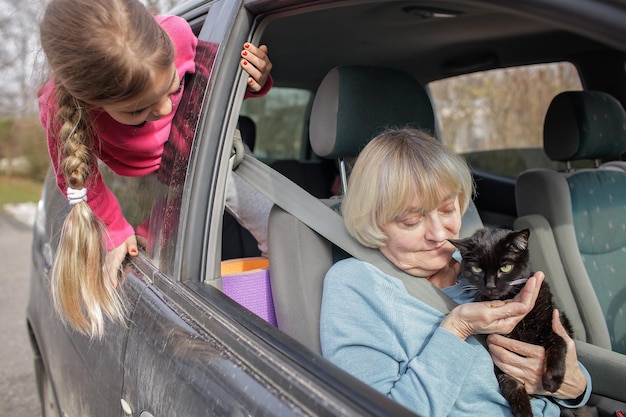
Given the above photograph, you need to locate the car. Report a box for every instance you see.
[28,0,626,416]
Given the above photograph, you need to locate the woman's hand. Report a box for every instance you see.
[440,272,543,340]
[104,235,138,288]
[240,43,272,92]
[487,309,587,399]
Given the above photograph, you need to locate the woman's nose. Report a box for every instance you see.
[424,215,447,242]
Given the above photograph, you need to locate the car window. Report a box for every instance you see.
[240,87,314,161]
[98,40,217,276]
[429,62,584,178]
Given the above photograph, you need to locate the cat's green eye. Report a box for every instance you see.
[471,266,483,273]
[500,264,513,273]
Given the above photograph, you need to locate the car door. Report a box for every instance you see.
[118,1,414,415]
[29,177,137,417]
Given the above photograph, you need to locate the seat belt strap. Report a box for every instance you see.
[235,152,458,314]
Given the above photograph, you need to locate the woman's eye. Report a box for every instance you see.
[471,266,482,273]
[401,217,422,228]
[500,264,513,273]
[439,204,456,215]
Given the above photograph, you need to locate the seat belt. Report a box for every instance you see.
[234,151,458,315]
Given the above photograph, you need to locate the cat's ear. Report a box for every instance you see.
[448,237,472,253]
[509,229,530,251]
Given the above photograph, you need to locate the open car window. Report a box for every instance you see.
[429,62,585,178]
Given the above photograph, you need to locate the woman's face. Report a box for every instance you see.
[379,194,462,278]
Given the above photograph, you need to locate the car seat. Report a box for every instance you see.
[515,90,626,354]
[268,66,483,353]
[270,158,338,199]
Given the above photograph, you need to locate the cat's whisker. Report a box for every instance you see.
[508,278,529,286]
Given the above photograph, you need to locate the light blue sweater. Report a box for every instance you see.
[320,257,591,417]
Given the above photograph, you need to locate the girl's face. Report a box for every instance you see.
[100,64,182,126]
[379,194,462,279]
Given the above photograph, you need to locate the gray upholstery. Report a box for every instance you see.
[516,90,626,353]
[310,65,436,158]
[543,91,626,161]
[269,66,480,353]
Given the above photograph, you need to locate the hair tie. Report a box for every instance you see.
[67,187,88,206]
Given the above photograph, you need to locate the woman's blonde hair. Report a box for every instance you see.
[40,0,175,338]
[342,128,474,248]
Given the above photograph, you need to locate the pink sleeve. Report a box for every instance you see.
[39,82,134,251]
[244,74,274,99]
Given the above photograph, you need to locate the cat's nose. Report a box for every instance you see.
[486,278,497,289]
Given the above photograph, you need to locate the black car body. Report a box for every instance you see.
[28,0,626,416]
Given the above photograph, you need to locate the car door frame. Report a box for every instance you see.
[121,1,419,416]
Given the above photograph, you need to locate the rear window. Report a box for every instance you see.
[240,87,314,161]
[429,62,584,177]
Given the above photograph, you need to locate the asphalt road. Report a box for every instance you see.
[0,212,41,417]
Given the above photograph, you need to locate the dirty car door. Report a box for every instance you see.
[118,1,307,414]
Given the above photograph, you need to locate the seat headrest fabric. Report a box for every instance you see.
[543,91,626,161]
[309,65,435,158]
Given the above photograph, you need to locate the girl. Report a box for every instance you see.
[38,0,273,338]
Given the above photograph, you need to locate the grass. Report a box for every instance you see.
[0,176,43,206]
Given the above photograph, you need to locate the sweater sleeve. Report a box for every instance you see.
[553,362,592,409]
[244,74,273,99]
[320,259,484,417]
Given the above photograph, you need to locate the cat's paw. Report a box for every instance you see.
[542,367,565,392]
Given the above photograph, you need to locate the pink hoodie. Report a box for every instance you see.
[38,15,270,250]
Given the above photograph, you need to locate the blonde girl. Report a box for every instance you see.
[38,0,273,338]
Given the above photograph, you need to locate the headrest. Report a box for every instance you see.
[544,91,626,161]
[309,66,435,158]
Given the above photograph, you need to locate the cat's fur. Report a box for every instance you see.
[449,227,574,417]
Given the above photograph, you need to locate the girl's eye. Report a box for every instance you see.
[171,80,183,96]
[471,266,482,273]
[126,108,148,117]
[500,264,513,273]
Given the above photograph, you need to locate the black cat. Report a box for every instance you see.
[449,227,574,417]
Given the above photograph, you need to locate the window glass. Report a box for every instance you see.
[99,39,216,275]
[146,41,216,274]
[429,62,583,177]
[240,87,313,161]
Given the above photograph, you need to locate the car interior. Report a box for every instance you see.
[219,0,626,352]
[215,0,626,413]
[261,64,485,353]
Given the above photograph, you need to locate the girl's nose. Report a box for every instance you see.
[151,96,173,118]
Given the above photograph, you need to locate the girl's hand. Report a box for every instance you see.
[488,309,587,399]
[104,235,138,288]
[240,43,272,92]
[440,272,544,340]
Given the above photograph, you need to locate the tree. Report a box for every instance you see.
[0,0,44,119]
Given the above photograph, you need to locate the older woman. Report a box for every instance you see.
[320,128,590,417]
